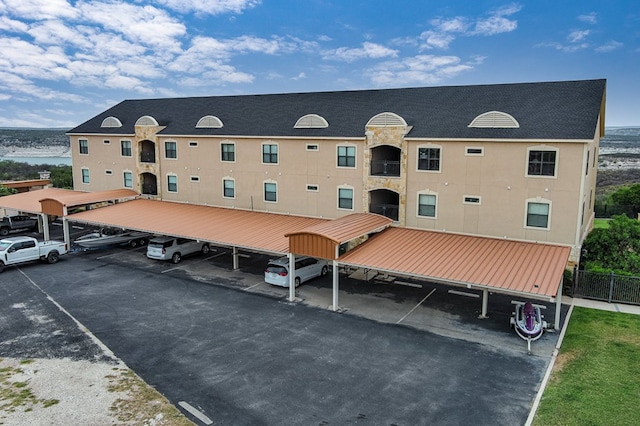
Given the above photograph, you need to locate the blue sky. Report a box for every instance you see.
[0,0,638,128]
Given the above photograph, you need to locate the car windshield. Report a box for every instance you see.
[266,265,287,274]
[0,241,11,251]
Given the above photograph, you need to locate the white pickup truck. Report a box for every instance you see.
[0,236,67,273]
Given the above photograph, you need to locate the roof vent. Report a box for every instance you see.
[294,114,329,129]
[469,111,519,128]
[100,116,122,128]
[366,112,407,127]
[135,115,159,126]
[196,115,224,128]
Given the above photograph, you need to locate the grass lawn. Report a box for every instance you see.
[533,307,640,425]
[593,218,610,229]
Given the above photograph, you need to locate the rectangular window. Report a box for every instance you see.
[306,184,319,192]
[418,147,440,171]
[264,182,277,202]
[167,175,177,192]
[221,143,235,162]
[103,139,110,145]
[528,150,556,176]
[262,144,278,164]
[586,151,590,175]
[527,202,550,228]
[338,188,353,209]
[190,176,200,182]
[81,168,90,184]
[165,141,177,159]
[463,196,481,204]
[337,146,356,167]
[121,140,132,157]
[223,179,235,198]
[105,170,113,175]
[418,194,437,217]
[123,172,133,188]
[306,144,319,151]
[79,139,88,155]
[189,141,198,147]
[466,147,483,156]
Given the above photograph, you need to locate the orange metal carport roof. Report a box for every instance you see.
[0,187,138,215]
[68,198,327,254]
[338,227,570,300]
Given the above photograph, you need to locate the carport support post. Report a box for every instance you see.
[480,289,489,318]
[62,217,70,249]
[555,283,562,330]
[332,260,339,311]
[232,246,239,270]
[288,253,296,302]
[40,213,50,241]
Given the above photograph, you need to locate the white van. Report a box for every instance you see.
[264,256,328,287]
[146,236,210,263]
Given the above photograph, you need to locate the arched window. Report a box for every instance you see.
[468,111,519,128]
[294,114,328,128]
[196,115,224,128]
[135,115,159,126]
[366,112,407,127]
[101,116,122,128]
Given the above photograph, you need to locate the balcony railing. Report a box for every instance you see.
[370,160,400,177]
[369,203,399,221]
[141,183,158,196]
[140,151,156,163]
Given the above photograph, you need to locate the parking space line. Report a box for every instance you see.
[244,280,266,291]
[178,401,213,425]
[396,288,436,324]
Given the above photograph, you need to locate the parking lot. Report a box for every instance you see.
[0,222,566,424]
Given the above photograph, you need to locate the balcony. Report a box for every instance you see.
[140,150,156,163]
[370,160,400,177]
[369,203,399,221]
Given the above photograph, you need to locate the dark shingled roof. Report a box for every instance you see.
[68,79,606,140]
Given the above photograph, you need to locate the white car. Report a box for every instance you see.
[265,256,328,287]
[146,236,210,263]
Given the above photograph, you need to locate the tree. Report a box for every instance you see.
[609,183,640,207]
[582,214,640,274]
[0,185,17,196]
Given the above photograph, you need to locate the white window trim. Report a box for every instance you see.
[190,176,200,182]
[81,167,90,184]
[189,141,198,147]
[120,140,132,158]
[526,146,559,179]
[336,144,357,169]
[220,141,236,163]
[524,197,552,231]
[166,174,178,193]
[306,184,319,192]
[261,142,279,165]
[337,185,355,211]
[306,144,319,151]
[465,147,484,156]
[79,139,89,155]
[164,140,178,160]
[123,171,133,189]
[463,195,481,205]
[103,139,111,145]
[223,177,235,199]
[105,169,113,175]
[416,144,442,173]
[417,190,438,219]
[264,179,277,203]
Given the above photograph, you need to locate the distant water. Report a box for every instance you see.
[0,156,72,166]
[600,127,640,155]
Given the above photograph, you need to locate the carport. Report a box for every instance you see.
[334,227,571,329]
[0,187,138,245]
[67,198,328,269]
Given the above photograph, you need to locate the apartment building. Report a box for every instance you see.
[67,79,606,264]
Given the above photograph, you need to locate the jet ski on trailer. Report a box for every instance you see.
[510,301,548,354]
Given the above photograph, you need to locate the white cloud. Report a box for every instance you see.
[578,12,597,24]
[0,15,28,32]
[366,54,475,86]
[322,42,398,62]
[568,30,590,43]
[595,40,623,53]
[154,0,260,16]
[0,0,79,20]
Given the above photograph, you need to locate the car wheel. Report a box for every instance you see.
[171,252,181,264]
[321,266,328,276]
[0,228,8,236]
[295,277,301,287]
[47,251,59,264]
[201,244,210,255]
